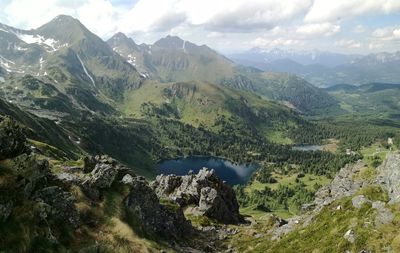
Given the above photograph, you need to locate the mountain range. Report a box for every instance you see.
[1,14,400,253]
[231,48,400,87]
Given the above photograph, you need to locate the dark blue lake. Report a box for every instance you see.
[155,156,258,185]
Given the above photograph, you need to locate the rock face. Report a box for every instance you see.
[151,168,242,224]
[313,160,365,210]
[125,178,192,240]
[377,153,400,204]
[81,155,135,200]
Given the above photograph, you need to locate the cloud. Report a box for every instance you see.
[394,29,400,38]
[251,37,303,48]
[335,39,362,49]
[203,0,312,33]
[354,25,366,33]
[305,0,400,22]
[296,23,340,36]
[3,0,120,37]
[372,26,400,41]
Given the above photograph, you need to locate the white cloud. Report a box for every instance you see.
[305,0,400,22]
[372,26,400,40]
[335,39,362,49]
[0,0,399,53]
[3,0,120,37]
[251,37,303,48]
[369,42,384,50]
[296,23,340,36]
[354,25,366,33]
[393,29,400,38]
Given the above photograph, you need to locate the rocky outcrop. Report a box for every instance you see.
[377,152,400,204]
[151,168,242,224]
[125,178,192,240]
[313,161,365,209]
[271,161,368,240]
[81,155,135,200]
[33,186,80,227]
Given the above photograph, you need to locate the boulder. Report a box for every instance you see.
[57,172,80,184]
[344,229,356,243]
[125,179,192,240]
[372,201,394,226]
[81,155,136,200]
[352,195,371,209]
[151,168,242,224]
[89,163,118,189]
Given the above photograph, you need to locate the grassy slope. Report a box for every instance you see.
[120,80,302,144]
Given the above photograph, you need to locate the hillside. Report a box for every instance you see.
[121,80,306,144]
[326,82,400,117]
[108,33,338,114]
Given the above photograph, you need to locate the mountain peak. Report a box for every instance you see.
[154,35,185,50]
[108,32,139,51]
[48,15,82,26]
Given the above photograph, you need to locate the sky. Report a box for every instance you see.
[0,0,399,54]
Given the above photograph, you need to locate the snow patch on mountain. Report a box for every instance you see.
[77,55,96,87]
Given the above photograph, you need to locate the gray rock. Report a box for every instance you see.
[151,168,242,224]
[121,174,135,185]
[89,163,118,188]
[125,179,192,240]
[344,229,356,243]
[377,153,400,204]
[372,201,394,226]
[352,195,371,209]
[57,172,80,184]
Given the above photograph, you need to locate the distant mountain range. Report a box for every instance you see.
[230,48,400,87]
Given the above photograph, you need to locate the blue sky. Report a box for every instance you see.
[0,0,399,54]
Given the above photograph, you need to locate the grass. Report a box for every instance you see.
[360,142,390,169]
[231,195,400,253]
[247,172,331,192]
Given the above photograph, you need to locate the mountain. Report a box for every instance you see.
[109,33,339,114]
[326,82,400,116]
[0,15,143,114]
[230,47,359,67]
[121,80,308,144]
[231,48,400,88]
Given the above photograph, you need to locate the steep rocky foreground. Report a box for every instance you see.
[0,116,243,252]
[1,114,400,253]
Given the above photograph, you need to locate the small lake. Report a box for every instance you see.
[155,156,258,185]
[292,145,323,151]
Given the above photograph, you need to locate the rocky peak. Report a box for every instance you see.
[151,168,242,224]
[154,35,185,50]
[108,32,139,50]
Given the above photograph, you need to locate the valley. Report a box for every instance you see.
[0,12,399,253]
